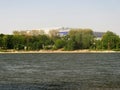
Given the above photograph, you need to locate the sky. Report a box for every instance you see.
[0,0,120,35]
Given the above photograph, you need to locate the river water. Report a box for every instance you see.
[0,53,120,90]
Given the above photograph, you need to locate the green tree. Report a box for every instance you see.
[0,34,4,49]
[64,40,76,50]
[102,31,120,50]
[55,39,66,49]
[68,28,94,50]
[13,35,25,50]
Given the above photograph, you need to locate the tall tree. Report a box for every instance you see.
[102,31,120,50]
[68,28,94,50]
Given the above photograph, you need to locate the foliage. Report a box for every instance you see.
[54,39,66,49]
[0,30,120,51]
[102,31,120,50]
[68,28,94,50]
[64,40,76,50]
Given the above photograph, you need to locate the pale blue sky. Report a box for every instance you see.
[0,0,120,35]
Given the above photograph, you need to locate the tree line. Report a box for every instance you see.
[0,29,120,51]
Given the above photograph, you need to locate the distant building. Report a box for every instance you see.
[13,30,45,36]
[14,27,105,40]
[58,27,71,36]
[58,28,105,40]
[57,28,104,40]
[93,32,104,40]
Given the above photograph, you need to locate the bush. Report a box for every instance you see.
[55,39,66,49]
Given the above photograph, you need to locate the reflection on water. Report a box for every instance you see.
[0,53,120,90]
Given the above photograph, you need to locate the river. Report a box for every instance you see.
[0,53,120,90]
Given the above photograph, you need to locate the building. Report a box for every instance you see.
[58,27,71,36]
[93,32,104,40]
[57,28,104,40]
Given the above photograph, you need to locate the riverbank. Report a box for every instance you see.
[0,49,120,53]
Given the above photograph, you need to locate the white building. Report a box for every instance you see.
[58,27,71,36]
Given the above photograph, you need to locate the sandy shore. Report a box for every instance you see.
[0,50,120,53]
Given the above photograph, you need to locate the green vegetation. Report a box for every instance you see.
[92,31,120,51]
[0,29,120,51]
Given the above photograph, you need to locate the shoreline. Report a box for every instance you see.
[0,50,120,54]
